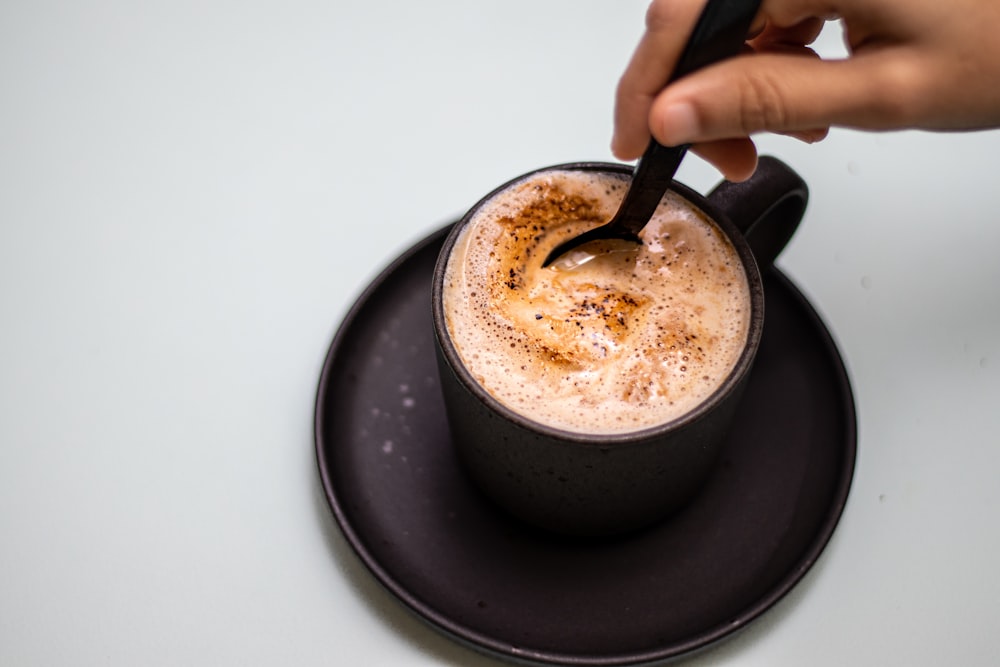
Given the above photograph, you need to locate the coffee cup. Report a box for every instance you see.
[431,156,807,536]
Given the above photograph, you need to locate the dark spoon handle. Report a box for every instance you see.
[616,142,691,236]
[618,0,762,237]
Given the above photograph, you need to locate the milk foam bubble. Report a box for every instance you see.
[442,169,751,435]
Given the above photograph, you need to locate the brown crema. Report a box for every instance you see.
[442,169,751,435]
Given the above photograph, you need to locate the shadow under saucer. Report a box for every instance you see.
[314,223,856,666]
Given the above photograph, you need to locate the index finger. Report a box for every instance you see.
[612,0,708,159]
[613,0,765,159]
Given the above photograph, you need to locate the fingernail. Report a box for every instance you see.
[660,102,700,145]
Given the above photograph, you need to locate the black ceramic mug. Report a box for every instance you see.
[432,156,807,536]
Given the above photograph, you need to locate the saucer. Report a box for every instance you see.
[314,223,856,665]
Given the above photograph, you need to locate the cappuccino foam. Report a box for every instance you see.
[442,169,751,435]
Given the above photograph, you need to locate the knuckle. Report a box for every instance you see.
[643,0,675,32]
[644,0,700,33]
[736,70,792,133]
[866,59,928,126]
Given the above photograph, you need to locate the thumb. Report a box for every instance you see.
[648,50,904,145]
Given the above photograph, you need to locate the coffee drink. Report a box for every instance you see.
[441,168,751,435]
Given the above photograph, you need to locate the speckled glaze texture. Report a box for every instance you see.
[432,157,808,536]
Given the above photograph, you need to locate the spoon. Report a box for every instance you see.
[542,0,762,268]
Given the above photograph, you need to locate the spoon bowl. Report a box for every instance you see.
[543,142,689,268]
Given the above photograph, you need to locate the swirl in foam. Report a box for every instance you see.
[442,169,751,435]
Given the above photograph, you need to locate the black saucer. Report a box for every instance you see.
[314,224,856,665]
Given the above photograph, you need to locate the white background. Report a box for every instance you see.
[2,1,999,665]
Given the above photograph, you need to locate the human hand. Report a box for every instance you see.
[612,0,1000,180]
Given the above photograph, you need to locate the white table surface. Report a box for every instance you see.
[3,1,999,665]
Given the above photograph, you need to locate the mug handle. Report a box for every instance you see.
[707,155,809,269]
